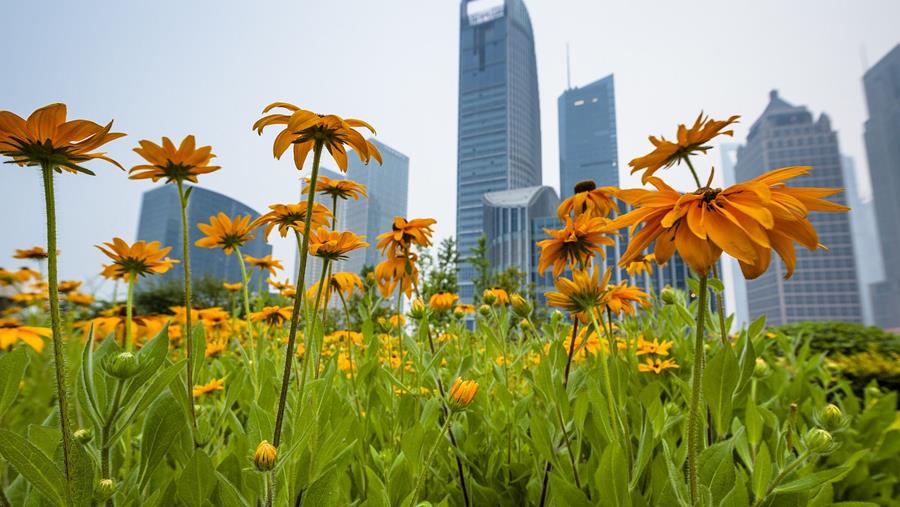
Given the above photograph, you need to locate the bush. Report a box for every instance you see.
[771,321,900,355]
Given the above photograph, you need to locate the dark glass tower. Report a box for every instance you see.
[734,90,862,325]
[558,74,618,197]
[862,44,900,329]
[456,0,542,302]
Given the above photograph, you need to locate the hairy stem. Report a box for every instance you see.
[688,274,710,503]
[125,275,135,352]
[176,180,198,432]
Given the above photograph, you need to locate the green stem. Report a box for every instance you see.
[235,245,259,391]
[125,275,135,352]
[711,263,729,344]
[235,246,252,318]
[312,258,331,379]
[411,414,454,505]
[40,164,75,491]
[688,274,710,504]
[176,180,198,432]
[684,156,703,189]
[751,451,811,507]
[394,289,403,384]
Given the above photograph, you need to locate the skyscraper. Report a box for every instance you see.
[733,90,862,325]
[558,74,618,196]
[862,44,900,330]
[136,186,271,287]
[457,0,542,302]
[840,156,883,325]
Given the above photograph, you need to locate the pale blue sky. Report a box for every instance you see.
[2,1,898,295]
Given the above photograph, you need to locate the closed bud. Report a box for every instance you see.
[510,294,531,317]
[448,378,479,410]
[74,428,93,444]
[818,404,847,432]
[254,440,277,471]
[104,352,141,379]
[805,428,834,454]
[94,479,117,501]
[520,318,532,331]
[753,357,770,378]
[482,290,497,305]
[478,304,491,317]
[661,287,677,305]
[453,306,465,319]
[409,299,427,320]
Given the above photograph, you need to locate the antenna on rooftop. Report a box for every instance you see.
[566,43,572,90]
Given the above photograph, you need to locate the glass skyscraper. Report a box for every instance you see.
[862,44,900,330]
[136,186,271,287]
[457,0,542,302]
[733,90,862,325]
[558,74,618,197]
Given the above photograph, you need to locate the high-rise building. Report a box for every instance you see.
[733,90,862,325]
[862,44,900,330]
[840,156,883,325]
[136,186,271,287]
[558,74,618,196]
[720,143,751,328]
[457,0,542,302]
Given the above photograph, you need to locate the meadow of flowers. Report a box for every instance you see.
[0,103,898,506]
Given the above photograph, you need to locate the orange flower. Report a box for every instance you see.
[0,103,124,173]
[252,202,333,239]
[483,287,509,306]
[537,214,614,277]
[13,247,49,260]
[625,254,656,277]
[0,319,49,352]
[635,337,674,357]
[195,213,255,255]
[96,238,178,280]
[307,228,368,261]
[638,358,680,374]
[66,292,94,306]
[57,280,81,293]
[448,378,479,409]
[557,180,619,220]
[629,113,739,183]
[376,217,437,257]
[374,254,418,298]
[606,283,651,316]
[307,272,364,302]
[129,135,220,183]
[223,282,243,292]
[545,266,612,319]
[304,174,368,201]
[244,255,283,276]
[252,103,382,171]
[192,378,225,397]
[428,291,459,311]
[250,306,292,327]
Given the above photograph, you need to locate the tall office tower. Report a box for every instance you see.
[733,90,862,325]
[558,74,618,195]
[457,0,542,302]
[136,186,271,287]
[841,156,883,325]
[720,143,750,328]
[862,44,900,330]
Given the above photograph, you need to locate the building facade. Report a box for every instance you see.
[733,90,862,325]
[840,156,883,325]
[558,74,618,196]
[136,186,271,287]
[457,0,542,302]
[862,44,900,330]
[720,143,751,328]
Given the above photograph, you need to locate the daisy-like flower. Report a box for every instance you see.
[304,174,368,201]
[625,254,656,277]
[610,166,849,278]
[0,319,49,352]
[13,247,50,260]
[169,306,201,326]
[374,253,419,298]
[557,180,619,220]
[252,202,333,238]
[244,255,284,277]
[429,291,459,311]
[192,378,225,397]
[629,113,739,184]
[376,217,437,257]
[96,238,178,280]
[605,283,651,316]
[537,214,614,277]
[205,339,228,358]
[57,280,81,293]
[66,292,94,306]
[0,103,125,174]
[252,103,382,171]
[453,304,476,317]
[307,228,368,261]
[250,306,293,327]
[268,278,293,292]
[638,358,680,374]
[129,135,220,183]
[223,282,243,292]
[545,267,612,321]
[448,378,479,409]
[307,272,365,302]
[635,337,674,357]
[195,213,255,255]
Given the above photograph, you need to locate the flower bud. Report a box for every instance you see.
[74,428,93,444]
[104,352,141,379]
[660,287,677,305]
[453,306,466,319]
[254,440,277,471]
[510,294,531,318]
[93,479,117,502]
[448,378,479,410]
[482,290,497,305]
[753,357,770,378]
[520,318,532,331]
[409,299,427,320]
[478,304,491,317]
[818,404,847,432]
[805,428,834,454]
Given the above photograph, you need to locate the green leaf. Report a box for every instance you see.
[176,449,217,507]
[213,471,250,507]
[747,315,766,340]
[708,278,725,293]
[191,324,206,379]
[124,323,170,401]
[0,429,67,506]
[703,346,740,437]
[597,443,631,507]
[751,443,771,499]
[300,472,339,507]
[773,465,854,494]
[0,347,28,414]
[138,392,186,489]
[78,327,103,430]
[109,360,186,442]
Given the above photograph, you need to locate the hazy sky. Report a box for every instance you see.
[2,1,898,295]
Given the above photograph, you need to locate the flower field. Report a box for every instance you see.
[0,103,898,506]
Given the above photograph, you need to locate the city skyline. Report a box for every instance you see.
[1,1,898,298]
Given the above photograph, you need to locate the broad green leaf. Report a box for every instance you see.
[300,471,339,507]
[78,327,103,430]
[747,315,766,340]
[0,347,28,414]
[703,346,739,437]
[213,471,250,507]
[751,443,771,499]
[176,449,217,507]
[773,465,853,494]
[0,429,67,506]
[109,360,186,442]
[138,392,186,489]
[597,443,630,507]
[124,323,170,401]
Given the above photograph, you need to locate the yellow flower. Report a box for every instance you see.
[545,266,612,319]
[638,358,680,374]
[537,214,614,277]
[195,213,255,255]
[448,378,479,409]
[304,174,368,201]
[205,339,228,358]
[557,180,619,220]
[13,247,49,260]
[252,202,333,239]
[374,254,418,298]
[129,135,220,183]
[254,440,277,471]
[96,238,178,280]
[0,319,49,352]
[483,287,509,306]
[625,254,655,277]
[223,282,243,292]
[244,255,283,277]
[606,283,651,316]
[66,292,94,306]
[252,103,382,171]
[57,280,81,293]
[308,272,364,303]
[307,228,368,261]
[376,217,437,257]
[267,278,292,291]
[192,378,225,397]
[453,304,475,318]
[428,291,458,311]
[169,306,200,326]
[0,103,125,174]
[635,337,674,357]
[629,113,739,183]
[250,306,292,327]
